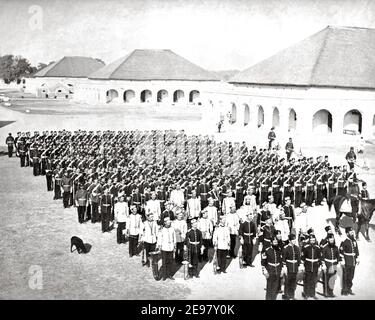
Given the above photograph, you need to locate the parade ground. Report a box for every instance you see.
[1,92,375,300]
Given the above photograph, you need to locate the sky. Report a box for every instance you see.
[0,0,374,71]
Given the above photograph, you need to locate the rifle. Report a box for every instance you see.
[213,247,218,274]
[141,241,146,266]
[182,245,191,280]
[238,244,244,269]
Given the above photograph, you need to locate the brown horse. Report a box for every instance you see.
[356,199,375,241]
[327,195,359,235]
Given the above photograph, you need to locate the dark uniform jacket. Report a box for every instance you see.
[282,243,301,273]
[261,246,283,275]
[75,189,89,206]
[302,244,321,272]
[185,228,203,254]
[321,243,341,271]
[238,221,256,244]
[339,238,359,267]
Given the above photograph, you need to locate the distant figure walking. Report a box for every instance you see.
[217,120,223,133]
[268,127,276,150]
[5,133,14,157]
[285,138,294,162]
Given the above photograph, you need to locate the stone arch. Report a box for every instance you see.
[343,109,362,134]
[140,90,152,103]
[288,108,297,131]
[312,109,332,134]
[244,104,250,126]
[272,107,280,128]
[257,105,264,127]
[123,90,136,103]
[189,90,200,103]
[157,89,168,103]
[106,89,119,103]
[231,103,237,124]
[173,90,185,103]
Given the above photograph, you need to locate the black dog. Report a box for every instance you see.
[70,236,87,254]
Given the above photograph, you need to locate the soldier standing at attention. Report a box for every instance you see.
[321,233,341,298]
[126,205,143,257]
[339,227,359,296]
[5,133,14,157]
[100,187,113,232]
[74,184,89,224]
[282,233,301,300]
[114,195,129,244]
[283,197,295,233]
[197,210,213,262]
[18,140,27,167]
[261,236,283,300]
[239,211,256,267]
[185,218,203,278]
[212,215,231,274]
[90,180,102,223]
[140,213,158,267]
[61,171,72,208]
[226,205,240,258]
[157,217,177,281]
[172,212,187,263]
[302,234,321,300]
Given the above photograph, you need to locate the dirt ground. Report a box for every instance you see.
[0,92,375,300]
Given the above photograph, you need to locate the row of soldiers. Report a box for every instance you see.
[12,130,368,214]
[10,130,363,298]
[261,222,359,300]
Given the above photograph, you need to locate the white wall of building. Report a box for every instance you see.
[201,84,375,139]
[24,77,80,98]
[73,79,222,106]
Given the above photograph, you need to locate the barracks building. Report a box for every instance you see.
[25,26,375,138]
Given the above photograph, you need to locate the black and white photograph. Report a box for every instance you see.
[0,0,374,302]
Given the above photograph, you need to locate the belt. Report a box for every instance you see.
[306,258,319,262]
[159,200,165,202]
[264,238,271,242]
[272,185,279,188]
[244,233,253,236]
[102,204,111,206]
[201,193,208,195]
[133,202,141,204]
[190,241,200,245]
[324,258,337,263]
[286,259,298,263]
[344,252,356,256]
[78,198,86,201]
[63,185,70,187]
[268,262,280,267]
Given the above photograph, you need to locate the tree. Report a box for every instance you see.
[0,55,15,83]
[0,55,34,82]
